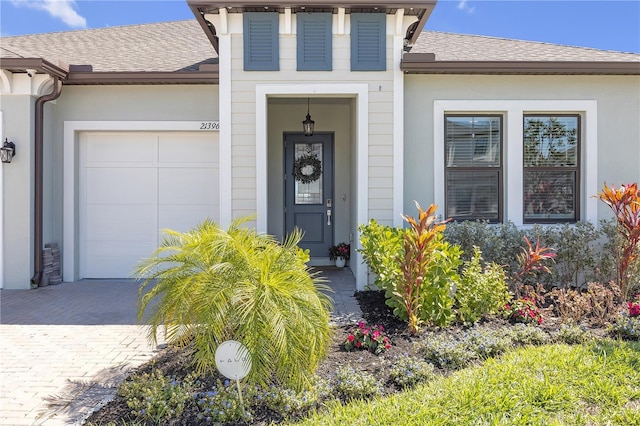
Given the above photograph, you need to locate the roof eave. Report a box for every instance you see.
[189,3,220,52]
[407,5,435,46]
[0,57,69,79]
[65,71,220,85]
[187,0,436,8]
[187,0,438,53]
[401,58,640,75]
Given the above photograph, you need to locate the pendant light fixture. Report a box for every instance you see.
[302,98,315,136]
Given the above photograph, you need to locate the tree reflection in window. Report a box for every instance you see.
[523,115,580,223]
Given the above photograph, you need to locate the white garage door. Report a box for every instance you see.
[79,132,219,278]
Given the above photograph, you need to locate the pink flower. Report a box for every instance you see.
[347,334,355,342]
[628,302,640,317]
[358,321,365,329]
[372,330,381,339]
[384,343,391,349]
[355,341,362,348]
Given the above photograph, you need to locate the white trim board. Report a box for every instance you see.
[255,83,369,289]
[433,100,598,227]
[63,121,218,282]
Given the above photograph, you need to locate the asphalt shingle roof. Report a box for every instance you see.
[412,31,640,62]
[0,20,217,72]
[1,20,638,73]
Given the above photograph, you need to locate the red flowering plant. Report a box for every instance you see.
[329,242,350,261]
[504,297,543,325]
[628,294,640,317]
[343,321,391,355]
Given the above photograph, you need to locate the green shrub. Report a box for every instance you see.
[388,355,435,389]
[612,313,640,340]
[404,236,461,328]
[555,324,593,345]
[504,323,549,346]
[530,221,606,287]
[445,219,623,290]
[455,247,511,325]
[258,378,330,419]
[464,328,513,359]
[136,217,333,391]
[118,369,195,423]
[443,220,524,272]
[359,205,462,332]
[358,219,405,290]
[418,333,476,370]
[396,203,460,332]
[194,379,255,424]
[419,324,552,371]
[333,366,381,401]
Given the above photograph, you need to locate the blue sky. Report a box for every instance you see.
[1,0,639,53]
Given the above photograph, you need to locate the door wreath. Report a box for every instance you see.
[293,154,322,184]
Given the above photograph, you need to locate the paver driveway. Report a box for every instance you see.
[0,280,163,425]
[0,268,359,425]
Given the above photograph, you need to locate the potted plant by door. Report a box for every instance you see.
[329,242,350,268]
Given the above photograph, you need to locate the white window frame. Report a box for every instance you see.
[434,100,598,227]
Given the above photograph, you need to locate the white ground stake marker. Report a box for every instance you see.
[215,340,252,417]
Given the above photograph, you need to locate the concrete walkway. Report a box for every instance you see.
[0,268,359,425]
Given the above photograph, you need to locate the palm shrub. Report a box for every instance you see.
[136,217,333,391]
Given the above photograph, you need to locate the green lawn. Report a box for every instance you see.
[296,340,640,426]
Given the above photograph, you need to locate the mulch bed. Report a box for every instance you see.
[83,290,611,425]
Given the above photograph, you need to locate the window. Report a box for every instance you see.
[351,13,386,71]
[243,13,279,71]
[297,13,332,71]
[434,100,596,226]
[523,115,580,223]
[445,115,502,222]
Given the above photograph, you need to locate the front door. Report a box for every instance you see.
[284,133,334,257]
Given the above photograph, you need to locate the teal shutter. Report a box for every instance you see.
[351,13,386,71]
[297,13,332,71]
[244,13,279,71]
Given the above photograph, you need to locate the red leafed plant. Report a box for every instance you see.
[597,183,640,300]
[398,202,450,334]
[513,236,556,298]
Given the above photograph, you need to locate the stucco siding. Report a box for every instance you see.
[0,95,34,288]
[404,74,640,223]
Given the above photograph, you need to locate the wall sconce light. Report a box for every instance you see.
[1,138,16,163]
[302,98,315,137]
